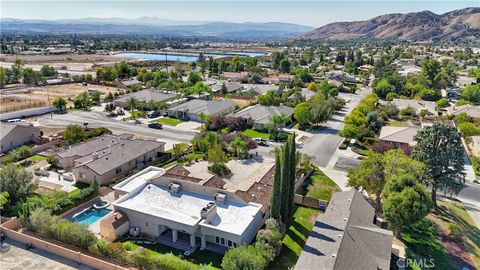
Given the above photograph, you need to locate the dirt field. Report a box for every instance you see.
[0,53,130,64]
[0,83,118,113]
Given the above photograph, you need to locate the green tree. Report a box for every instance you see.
[221,245,266,270]
[126,97,139,119]
[294,102,312,129]
[229,136,248,159]
[187,71,202,84]
[382,175,432,238]
[270,152,282,220]
[278,59,291,73]
[207,142,227,165]
[458,122,480,144]
[366,111,384,133]
[0,67,7,88]
[64,124,86,144]
[198,112,210,130]
[435,98,449,108]
[339,124,360,139]
[348,152,385,206]
[460,84,480,103]
[91,91,101,104]
[10,145,32,161]
[0,164,36,211]
[0,192,9,208]
[413,123,465,205]
[52,97,67,111]
[373,78,395,98]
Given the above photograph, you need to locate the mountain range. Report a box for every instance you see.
[298,7,480,41]
[0,18,314,40]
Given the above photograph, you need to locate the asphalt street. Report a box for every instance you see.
[34,110,196,143]
[299,86,372,167]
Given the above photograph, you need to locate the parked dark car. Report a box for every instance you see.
[148,123,163,129]
[254,138,269,147]
[148,110,167,118]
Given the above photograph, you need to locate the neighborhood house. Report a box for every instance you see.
[167,99,236,121]
[55,134,166,185]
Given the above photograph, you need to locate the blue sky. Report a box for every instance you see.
[1,1,479,27]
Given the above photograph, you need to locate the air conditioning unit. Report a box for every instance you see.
[213,192,227,203]
[200,202,217,223]
[168,183,181,193]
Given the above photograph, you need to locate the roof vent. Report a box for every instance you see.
[168,183,181,194]
[343,218,348,221]
[332,254,337,258]
[337,234,343,238]
[213,192,227,203]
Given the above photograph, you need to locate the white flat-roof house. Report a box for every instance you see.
[104,159,275,253]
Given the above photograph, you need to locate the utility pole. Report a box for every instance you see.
[46,87,53,119]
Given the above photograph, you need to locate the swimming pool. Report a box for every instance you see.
[70,207,111,225]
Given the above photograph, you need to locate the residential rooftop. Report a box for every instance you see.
[114,88,178,104]
[295,190,393,270]
[168,99,236,116]
[113,182,262,236]
[233,104,294,125]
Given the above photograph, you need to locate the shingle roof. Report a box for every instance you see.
[392,99,436,114]
[447,104,480,118]
[57,134,122,158]
[74,138,164,175]
[379,126,420,145]
[295,190,393,270]
[168,99,236,116]
[233,104,294,125]
[0,122,39,142]
[114,89,178,104]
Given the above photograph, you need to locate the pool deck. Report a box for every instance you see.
[62,191,116,235]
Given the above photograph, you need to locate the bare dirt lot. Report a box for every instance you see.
[0,83,118,113]
[0,53,129,64]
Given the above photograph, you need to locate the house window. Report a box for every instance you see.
[79,172,86,179]
[221,238,225,245]
[115,167,122,174]
[215,236,220,244]
[233,242,237,248]
[228,240,232,247]
[146,222,149,227]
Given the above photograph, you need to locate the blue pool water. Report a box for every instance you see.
[114,51,264,62]
[70,208,111,225]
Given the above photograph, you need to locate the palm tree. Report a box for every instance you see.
[271,113,289,130]
[147,99,158,111]
[229,136,248,158]
[127,97,139,120]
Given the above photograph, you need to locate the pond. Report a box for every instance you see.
[114,51,264,62]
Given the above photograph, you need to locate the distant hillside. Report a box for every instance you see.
[0,18,314,40]
[298,7,480,41]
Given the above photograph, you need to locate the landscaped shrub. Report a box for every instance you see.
[209,163,231,176]
[29,208,97,250]
[128,250,200,270]
[221,218,285,270]
[221,245,267,270]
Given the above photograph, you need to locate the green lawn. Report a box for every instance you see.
[351,141,370,156]
[27,155,46,162]
[298,168,340,201]
[268,168,339,269]
[388,120,409,127]
[267,207,320,270]
[122,241,222,269]
[152,117,184,126]
[242,129,270,140]
[403,201,480,270]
